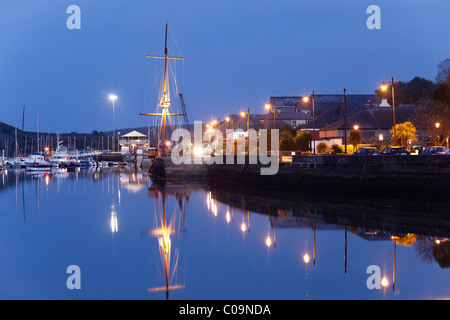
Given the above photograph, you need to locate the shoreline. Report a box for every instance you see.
[149,154,450,199]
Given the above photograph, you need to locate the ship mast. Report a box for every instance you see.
[140,21,184,156]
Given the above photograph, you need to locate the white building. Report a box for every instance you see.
[119,130,149,155]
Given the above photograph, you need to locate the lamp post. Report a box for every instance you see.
[109,94,118,152]
[241,108,250,131]
[380,78,396,137]
[303,91,315,154]
[344,88,347,153]
[266,103,276,129]
[435,122,440,145]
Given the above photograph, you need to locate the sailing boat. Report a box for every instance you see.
[25,112,53,171]
[13,123,27,168]
[140,21,185,157]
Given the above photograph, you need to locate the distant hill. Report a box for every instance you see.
[0,121,189,156]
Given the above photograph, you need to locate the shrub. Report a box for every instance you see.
[331,144,343,153]
[316,142,329,153]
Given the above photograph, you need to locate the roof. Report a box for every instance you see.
[122,130,147,138]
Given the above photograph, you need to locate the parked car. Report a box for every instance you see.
[352,147,380,155]
[412,146,423,155]
[422,146,447,155]
[380,147,410,155]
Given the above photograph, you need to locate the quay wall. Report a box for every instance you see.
[206,155,450,198]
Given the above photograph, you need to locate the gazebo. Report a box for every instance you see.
[119,130,149,154]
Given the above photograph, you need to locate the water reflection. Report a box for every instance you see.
[0,167,449,299]
[144,179,189,299]
[205,182,450,295]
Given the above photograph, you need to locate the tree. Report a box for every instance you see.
[331,144,343,154]
[433,83,450,106]
[413,99,450,146]
[390,121,417,147]
[436,58,450,84]
[349,129,362,149]
[316,142,329,153]
[279,125,296,151]
[294,130,312,151]
[280,135,295,151]
[375,77,437,106]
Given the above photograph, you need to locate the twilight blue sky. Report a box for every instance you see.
[0,0,449,133]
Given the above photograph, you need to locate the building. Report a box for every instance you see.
[119,130,149,154]
[319,100,416,145]
[269,94,380,116]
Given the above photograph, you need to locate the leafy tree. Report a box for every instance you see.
[316,142,329,153]
[294,130,312,151]
[349,129,362,149]
[390,121,417,147]
[375,77,437,106]
[433,83,450,106]
[279,124,296,151]
[331,144,343,153]
[280,134,295,151]
[279,124,296,137]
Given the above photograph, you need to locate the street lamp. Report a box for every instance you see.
[225,116,233,129]
[266,103,277,129]
[109,94,118,152]
[344,88,347,153]
[240,108,250,131]
[353,125,359,131]
[380,78,396,137]
[302,91,316,154]
[435,122,441,145]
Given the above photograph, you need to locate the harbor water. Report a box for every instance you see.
[0,167,449,299]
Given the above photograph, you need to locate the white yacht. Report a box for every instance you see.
[25,155,53,171]
[50,140,71,167]
[12,157,27,168]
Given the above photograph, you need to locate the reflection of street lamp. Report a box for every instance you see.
[303,253,310,264]
[265,235,272,248]
[303,92,316,154]
[109,94,118,152]
[111,205,118,233]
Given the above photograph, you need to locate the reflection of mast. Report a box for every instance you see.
[393,239,396,293]
[344,227,347,273]
[145,181,188,299]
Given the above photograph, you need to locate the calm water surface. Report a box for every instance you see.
[0,167,449,300]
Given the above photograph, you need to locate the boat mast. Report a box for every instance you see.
[37,112,40,154]
[161,21,169,155]
[140,21,184,157]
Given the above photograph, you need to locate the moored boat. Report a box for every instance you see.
[25,155,54,171]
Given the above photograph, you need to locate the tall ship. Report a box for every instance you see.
[140,22,203,180]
